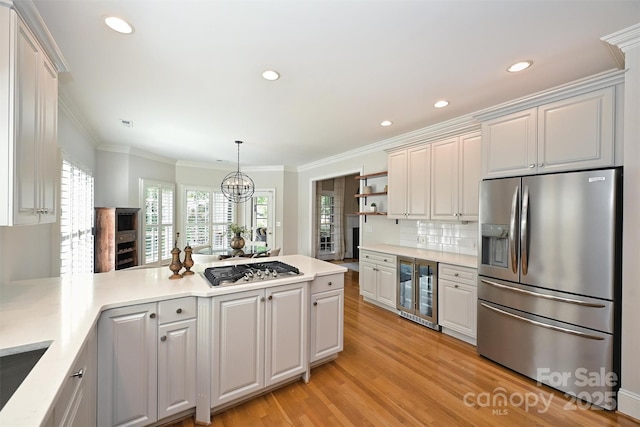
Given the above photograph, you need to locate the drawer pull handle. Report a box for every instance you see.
[454,273,459,277]
[160,335,167,342]
[328,281,332,286]
[150,313,156,319]
[261,297,265,302]
[454,285,459,288]
[70,368,84,379]
[176,308,183,314]
[313,302,318,306]
[268,295,273,300]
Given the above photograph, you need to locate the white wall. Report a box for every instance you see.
[95,150,129,207]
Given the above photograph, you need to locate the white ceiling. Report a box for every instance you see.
[31,0,640,168]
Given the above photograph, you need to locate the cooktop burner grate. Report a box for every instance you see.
[203,261,301,286]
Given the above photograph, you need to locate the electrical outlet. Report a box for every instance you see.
[418,235,426,244]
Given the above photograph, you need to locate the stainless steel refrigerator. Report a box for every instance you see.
[477,168,622,410]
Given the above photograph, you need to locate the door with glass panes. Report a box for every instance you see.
[244,190,275,248]
[397,258,437,324]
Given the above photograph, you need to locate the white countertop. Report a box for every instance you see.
[0,255,346,426]
[358,244,478,269]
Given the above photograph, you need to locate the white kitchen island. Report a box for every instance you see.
[0,255,346,427]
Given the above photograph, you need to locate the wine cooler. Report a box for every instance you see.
[397,257,439,330]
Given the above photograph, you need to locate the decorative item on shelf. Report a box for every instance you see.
[169,232,183,280]
[182,245,194,275]
[363,185,373,194]
[229,223,248,250]
[383,184,388,193]
[221,140,255,203]
[370,203,377,212]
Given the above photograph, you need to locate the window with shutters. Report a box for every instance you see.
[60,158,94,276]
[184,187,235,249]
[142,180,175,265]
[318,193,335,254]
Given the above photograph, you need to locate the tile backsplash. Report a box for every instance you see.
[399,220,478,256]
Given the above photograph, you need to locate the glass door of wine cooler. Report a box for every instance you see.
[397,258,414,312]
[415,260,437,324]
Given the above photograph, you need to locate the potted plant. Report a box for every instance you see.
[370,203,377,212]
[229,223,248,249]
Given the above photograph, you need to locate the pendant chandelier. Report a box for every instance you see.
[221,140,255,203]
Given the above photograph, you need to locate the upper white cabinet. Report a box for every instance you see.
[1,7,59,225]
[387,144,431,219]
[482,87,615,178]
[430,131,481,221]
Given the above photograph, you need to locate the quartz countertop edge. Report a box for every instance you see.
[0,255,346,426]
[358,244,478,269]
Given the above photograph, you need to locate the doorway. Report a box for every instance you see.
[243,190,276,248]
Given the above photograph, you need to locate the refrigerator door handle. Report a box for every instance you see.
[509,186,519,274]
[521,185,530,276]
[479,303,605,341]
[480,279,607,308]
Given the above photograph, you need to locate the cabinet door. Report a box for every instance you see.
[212,289,264,407]
[438,280,477,338]
[431,137,459,220]
[98,303,158,427]
[265,283,307,386]
[387,150,407,218]
[158,318,197,419]
[359,262,377,299]
[310,289,344,363]
[458,132,482,221]
[482,108,537,178]
[377,266,397,308]
[38,57,58,223]
[14,19,40,225]
[406,145,430,219]
[537,87,614,173]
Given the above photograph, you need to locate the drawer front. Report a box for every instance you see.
[311,273,344,294]
[117,231,136,243]
[360,251,396,267]
[439,264,477,286]
[159,297,197,324]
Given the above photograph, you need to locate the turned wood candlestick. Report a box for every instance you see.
[169,232,182,279]
[182,246,194,276]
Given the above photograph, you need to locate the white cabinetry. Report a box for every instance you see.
[387,145,431,219]
[430,131,481,221]
[211,283,307,408]
[97,297,197,427]
[0,8,58,225]
[438,264,477,344]
[482,87,615,178]
[360,250,397,311]
[310,274,344,364]
[47,329,97,427]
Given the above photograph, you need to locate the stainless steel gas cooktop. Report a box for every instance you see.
[203,261,301,287]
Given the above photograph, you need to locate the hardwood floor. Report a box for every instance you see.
[169,270,638,426]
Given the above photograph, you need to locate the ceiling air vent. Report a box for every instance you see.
[120,119,133,127]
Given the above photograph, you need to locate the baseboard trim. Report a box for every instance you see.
[617,388,640,421]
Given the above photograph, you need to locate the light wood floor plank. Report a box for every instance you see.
[167,269,639,427]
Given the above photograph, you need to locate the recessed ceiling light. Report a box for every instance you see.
[262,70,280,81]
[507,60,533,73]
[380,120,393,127]
[434,100,449,108]
[105,16,134,34]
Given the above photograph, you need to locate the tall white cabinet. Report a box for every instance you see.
[0,7,59,225]
[387,145,431,219]
[430,131,481,222]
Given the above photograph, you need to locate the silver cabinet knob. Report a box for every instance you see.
[529,164,535,168]
[539,163,544,168]
[160,335,167,342]
[70,368,84,379]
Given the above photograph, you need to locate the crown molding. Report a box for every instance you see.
[97,144,177,166]
[473,69,626,122]
[602,23,640,53]
[11,0,70,72]
[175,160,290,173]
[58,90,101,147]
[297,115,479,172]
